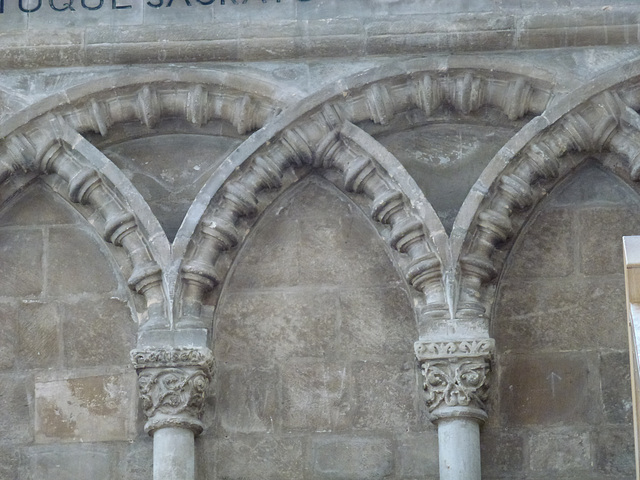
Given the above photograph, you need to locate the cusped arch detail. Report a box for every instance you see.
[178,120,447,336]
[173,57,566,337]
[458,58,640,329]
[0,67,297,331]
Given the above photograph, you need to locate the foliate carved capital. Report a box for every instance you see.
[415,339,494,422]
[131,347,214,435]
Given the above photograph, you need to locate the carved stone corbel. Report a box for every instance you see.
[415,339,494,423]
[131,347,214,435]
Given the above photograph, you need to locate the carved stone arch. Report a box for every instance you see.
[0,115,169,329]
[457,58,640,333]
[0,67,290,138]
[0,67,293,331]
[174,57,560,337]
[178,119,445,335]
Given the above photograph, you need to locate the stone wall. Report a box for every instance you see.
[487,162,640,479]
[202,176,436,479]
[0,180,150,479]
[2,0,640,67]
[1,15,640,478]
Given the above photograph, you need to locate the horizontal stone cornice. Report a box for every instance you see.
[1,8,639,68]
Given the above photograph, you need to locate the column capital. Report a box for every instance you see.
[414,339,494,423]
[131,347,214,435]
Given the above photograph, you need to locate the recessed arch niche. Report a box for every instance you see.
[0,179,144,479]
[201,175,435,479]
[485,160,640,478]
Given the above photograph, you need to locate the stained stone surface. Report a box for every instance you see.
[0,182,143,479]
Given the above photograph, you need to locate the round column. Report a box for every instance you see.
[132,347,214,480]
[415,339,494,480]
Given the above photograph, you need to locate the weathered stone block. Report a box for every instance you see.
[579,207,640,275]
[0,302,16,371]
[15,301,61,370]
[228,176,402,290]
[507,208,574,278]
[0,183,77,227]
[353,359,424,431]
[600,351,633,424]
[0,229,43,297]
[0,373,33,444]
[494,278,627,352]
[293,178,401,287]
[529,429,591,471]
[499,352,599,425]
[224,195,303,290]
[281,360,352,431]
[61,298,136,368]
[337,287,416,356]
[480,429,524,476]
[551,163,633,207]
[48,227,119,295]
[396,431,439,478]
[25,444,117,480]
[214,434,305,480]
[311,435,393,480]
[215,363,280,434]
[124,435,153,480]
[0,445,19,480]
[594,426,636,475]
[214,290,338,363]
[34,371,137,443]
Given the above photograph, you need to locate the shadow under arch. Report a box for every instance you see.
[203,175,429,477]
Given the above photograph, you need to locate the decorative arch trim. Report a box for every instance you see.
[458,58,640,326]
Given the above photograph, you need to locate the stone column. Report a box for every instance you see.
[131,347,214,480]
[414,339,494,480]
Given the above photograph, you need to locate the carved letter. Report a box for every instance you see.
[19,0,42,12]
[147,0,162,6]
[81,0,103,9]
[195,0,214,4]
[50,0,75,10]
[112,0,131,8]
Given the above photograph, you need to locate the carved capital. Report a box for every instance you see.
[131,347,214,435]
[415,339,494,422]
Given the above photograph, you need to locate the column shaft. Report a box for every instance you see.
[154,427,196,480]
[437,417,481,480]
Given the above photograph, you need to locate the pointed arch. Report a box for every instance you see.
[457,57,640,329]
[0,66,294,329]
[174,57,561,337]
